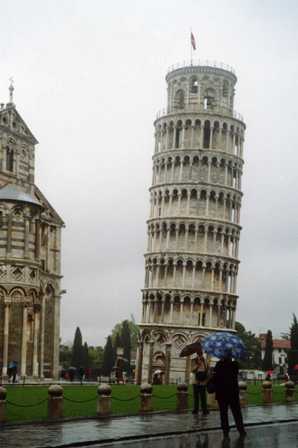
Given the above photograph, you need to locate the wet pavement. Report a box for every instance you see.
[1,404,298,447]
[94,422,298,448]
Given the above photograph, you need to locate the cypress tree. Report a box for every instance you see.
[121,320,131,373]
[71,327,83,367]
[288,314,298,375]
[262,330,273,371]
[102,335,115,376]
[82,342,90,368]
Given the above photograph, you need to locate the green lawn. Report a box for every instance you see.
[4,383,298,423]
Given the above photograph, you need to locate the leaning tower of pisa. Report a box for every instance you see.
[136,61,246,384]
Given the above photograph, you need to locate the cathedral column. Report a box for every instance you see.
[2,303,10,376]
[53,295,61,379]
[21,305,28,376]
[24,217,30,259]
[6,213,12,255]
[32,308,40,377]
[39,294,45,378]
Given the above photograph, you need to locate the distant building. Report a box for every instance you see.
[0,83,64,380]
[259,334,290,373]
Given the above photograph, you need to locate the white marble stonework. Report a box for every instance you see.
[0,90,64,380]
[136,61,246,384]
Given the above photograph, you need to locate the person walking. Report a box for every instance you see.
[191,348,209,415]
[213,349,246,439]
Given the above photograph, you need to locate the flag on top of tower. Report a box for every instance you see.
[191,31,196,50]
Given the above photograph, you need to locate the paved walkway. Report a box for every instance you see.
[1,404,298,448]
[93,422,298,448]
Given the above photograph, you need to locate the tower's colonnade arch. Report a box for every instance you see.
[137,62,246,384]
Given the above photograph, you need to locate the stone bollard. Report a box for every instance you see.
[176,383,188,413]
[262,380,272,404]
[97,384,112,417]
[48,384,63,420]
[140,383,153,413]
[285,380,295,403]
[0,386,7,423]
[238,381,247,407]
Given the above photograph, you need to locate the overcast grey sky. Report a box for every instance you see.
[1,0,298,345]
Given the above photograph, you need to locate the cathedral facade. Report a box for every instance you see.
[137,61,246,384]
[0,85,64,380]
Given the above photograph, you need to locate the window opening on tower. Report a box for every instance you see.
[175,126,182,149]
[203,121,211,148]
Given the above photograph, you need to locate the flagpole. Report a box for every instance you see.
[190,28,193,65]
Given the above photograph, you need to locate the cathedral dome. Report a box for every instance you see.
[0,183,41,207]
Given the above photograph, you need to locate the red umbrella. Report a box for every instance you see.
[180,341,202,357]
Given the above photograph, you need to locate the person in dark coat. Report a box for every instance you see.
[213,350,246,439]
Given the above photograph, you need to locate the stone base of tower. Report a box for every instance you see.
[136,324,235,385]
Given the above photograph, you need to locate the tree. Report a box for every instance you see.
[262,330,273,371]
[111,320,139,351]
[71,327,83,367]
[88,346,104,369]
[60,344,72,368]
[82,342,90,368]
[102,335,115,376]
[288,314,298,375]
[235,322,262,369]
[121,320,132,373]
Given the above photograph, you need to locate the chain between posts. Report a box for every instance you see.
[111,395,139,402]
[152,393,177,400]
[6,398,47,407]
[63,395,97,404]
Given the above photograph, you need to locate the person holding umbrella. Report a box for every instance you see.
[202,332,247,439]
[179,340,209,416]
[191,347,209,416]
